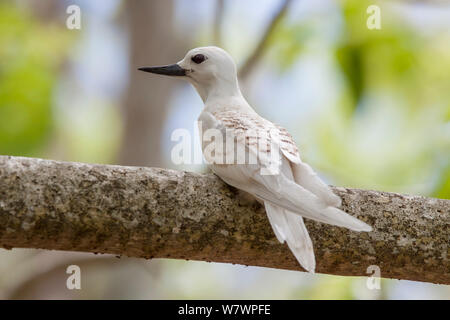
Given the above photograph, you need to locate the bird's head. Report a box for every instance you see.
[139,46,240,102]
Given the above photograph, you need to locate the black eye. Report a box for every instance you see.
[191,54,207,64]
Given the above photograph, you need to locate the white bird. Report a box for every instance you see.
[139,46,372,273]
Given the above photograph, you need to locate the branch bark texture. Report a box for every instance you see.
[0,156,448,284]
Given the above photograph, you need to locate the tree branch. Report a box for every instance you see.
[238,0,293,81]
[0,156,448,284]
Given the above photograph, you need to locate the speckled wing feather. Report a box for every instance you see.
[208,110,341,207]
[210,110,300,166]
[273,124,302,164]
[199,109,371,232]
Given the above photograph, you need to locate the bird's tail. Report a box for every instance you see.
[257,174,371,232]
[265,201,316,273]
[288,161,372,232]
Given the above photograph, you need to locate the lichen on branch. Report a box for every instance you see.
[0,156,448,284]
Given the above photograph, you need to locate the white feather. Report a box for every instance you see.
[265,201,316,273]
[265,201,288,243]
[212,162,372,232]
[291,161,342,207]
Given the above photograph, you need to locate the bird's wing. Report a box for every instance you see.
[274,123,342,207]
[201,110,371,232]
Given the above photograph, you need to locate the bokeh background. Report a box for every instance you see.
[0,0,449,299]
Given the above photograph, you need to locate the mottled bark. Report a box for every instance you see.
[0,156,448,284]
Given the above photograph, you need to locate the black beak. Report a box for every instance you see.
[138,64,186,76]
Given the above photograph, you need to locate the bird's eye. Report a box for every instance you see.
[191,54,207,64]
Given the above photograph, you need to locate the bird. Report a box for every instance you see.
[138,46,372,273]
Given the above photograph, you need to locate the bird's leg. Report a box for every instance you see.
[236,189,263,208]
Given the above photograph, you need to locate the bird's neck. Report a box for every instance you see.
[191,76,243,105]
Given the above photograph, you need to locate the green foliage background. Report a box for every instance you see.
[267,0,450,199]
[0,3,71,157]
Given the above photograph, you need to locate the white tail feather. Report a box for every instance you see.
[322,206,372,232]
[265,201,316,273]
[274,178,372,232]
[283,211,316,273]
[265,202,288,243]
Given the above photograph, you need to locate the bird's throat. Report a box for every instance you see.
[190,77,242,104]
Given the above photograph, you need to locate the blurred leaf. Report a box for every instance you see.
[0,3,72,156]
[301,0,450,198]
[335,44,363,111]
[433,165,450,199]
[267,21,310,71]
[295,276,355,299]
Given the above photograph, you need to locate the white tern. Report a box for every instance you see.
[139,46,372,273]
